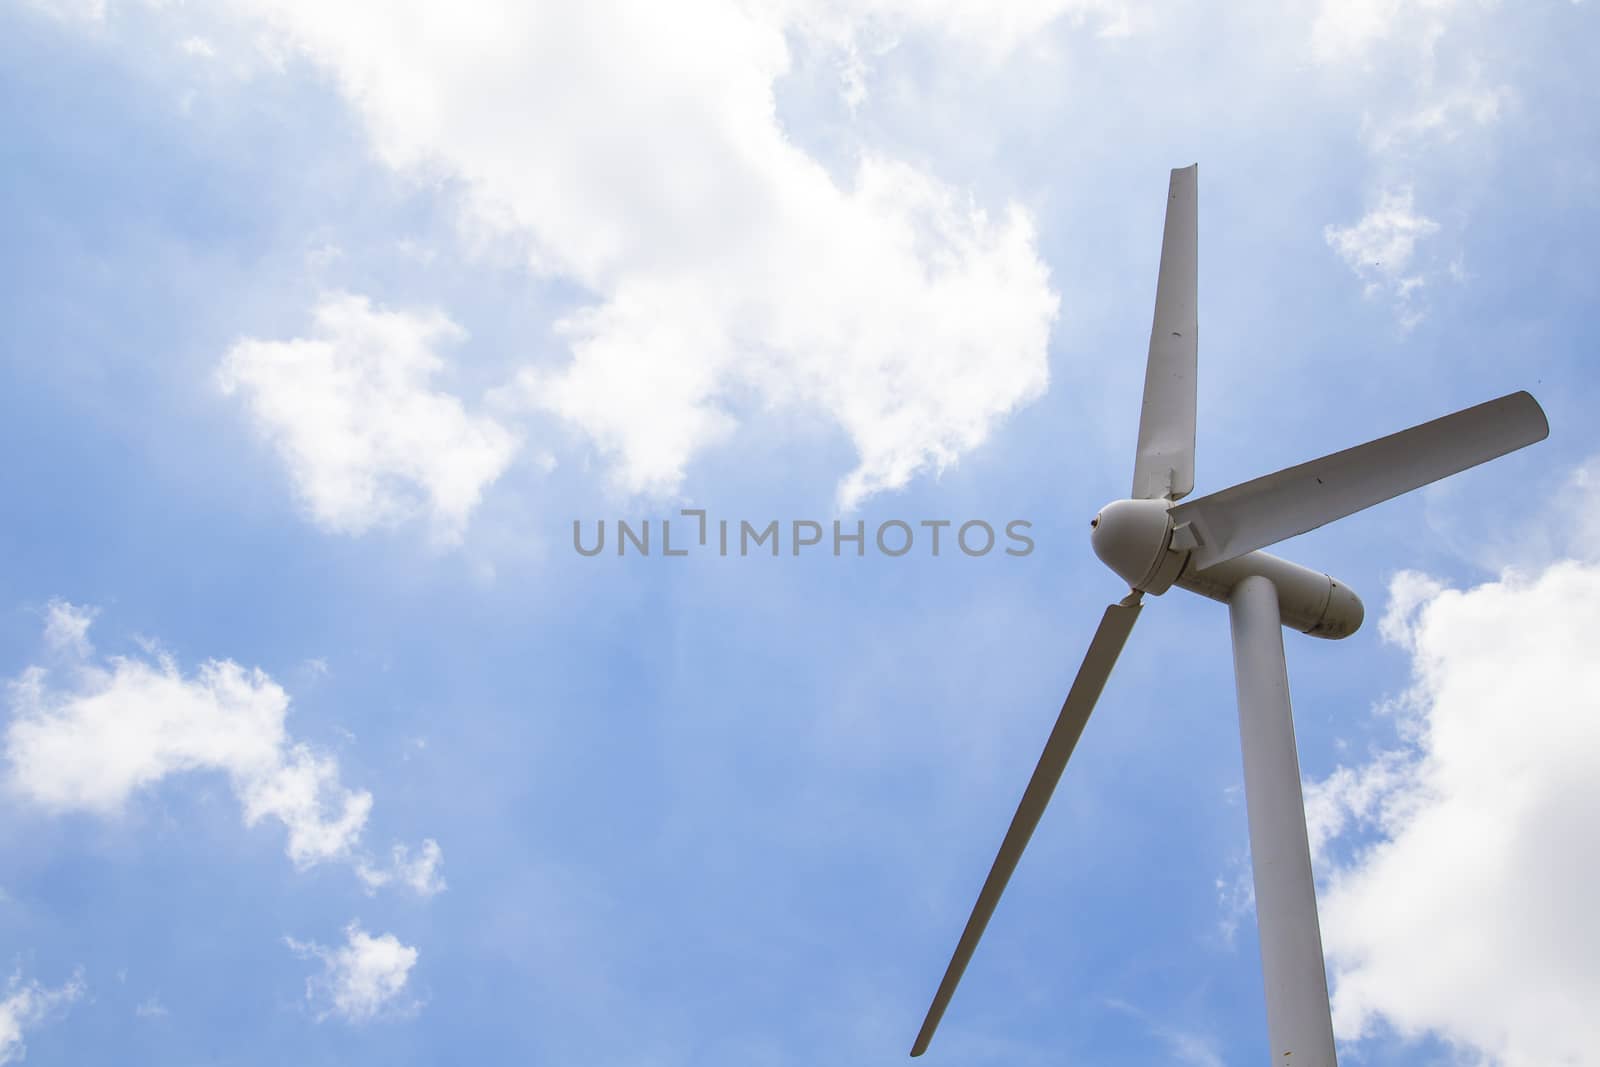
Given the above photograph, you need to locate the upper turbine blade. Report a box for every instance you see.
[1169,390,1550,571]
[1132,164,1199,502]
[910,598,1143,1058]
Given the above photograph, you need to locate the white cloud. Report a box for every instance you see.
[1303,752,1407,866]
[1364,82,1508,154]
[4,603,440,888]
[287,923,418,1023]
[304,241,342,271]
[179,35,216,58]
[1309,0,1510,327]
[1308,555,1600,1065]
[0,972,84,1067]
[1308,0,1479,67]
[1212,853,1255,947]
[1563,457,1600,549]
[22,0,106,24]
[208,0,1063,510]
[1104,998,1225,1067]
[134,996,168,1019]
[861,0,1134,45]
[219,292,518,541]
[1310,0,1413,63]
[47,1,1536,507]
[1323,187,1438,283]
[1324,187,1439,322]
[40,600,95,659]
[796,0,1138,73]
[356,839,446,897]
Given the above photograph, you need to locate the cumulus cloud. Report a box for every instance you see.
[219,292,518,541]
[1307,546,1600,1063]
[204,0,1064,510]
[4,602,441,888]
[287,923,418,1023]
[0,972,84,1067]
[50,0,1537,507]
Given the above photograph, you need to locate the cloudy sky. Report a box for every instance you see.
[2,1,1596,1064]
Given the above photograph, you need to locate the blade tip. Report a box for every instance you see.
[1515,389,1551,441]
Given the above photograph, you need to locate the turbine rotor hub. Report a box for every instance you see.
[1089,498,1188,594]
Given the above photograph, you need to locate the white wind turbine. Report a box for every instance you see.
[909,165,1549,1063]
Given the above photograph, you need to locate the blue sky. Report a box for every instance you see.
[2,2,1598,1065]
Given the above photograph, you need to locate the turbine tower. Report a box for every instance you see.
[909,164,1549,1064]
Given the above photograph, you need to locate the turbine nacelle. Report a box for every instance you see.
[1089,497,1367,639]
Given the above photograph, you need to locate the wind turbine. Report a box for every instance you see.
[909,164,1549,1063]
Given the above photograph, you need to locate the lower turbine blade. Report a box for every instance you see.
[1169,390,1549,570]
[910,598,1142,1057]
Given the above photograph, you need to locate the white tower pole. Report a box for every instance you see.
[1228,575,1339,1066]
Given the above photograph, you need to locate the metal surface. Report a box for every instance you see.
[1132,164,1198,502]
[1090,497,1185,593]
[910,597,1143,1057]
[1177,549,1364,639]
[1170,391,1549,570]
[1228,576,1338,1066]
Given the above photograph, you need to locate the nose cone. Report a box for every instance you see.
[1089,498,1173,590]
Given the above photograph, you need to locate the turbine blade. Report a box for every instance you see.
[910,599,1143,1057]
[1132,164,1198,502]
[1169,390,1549,571]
